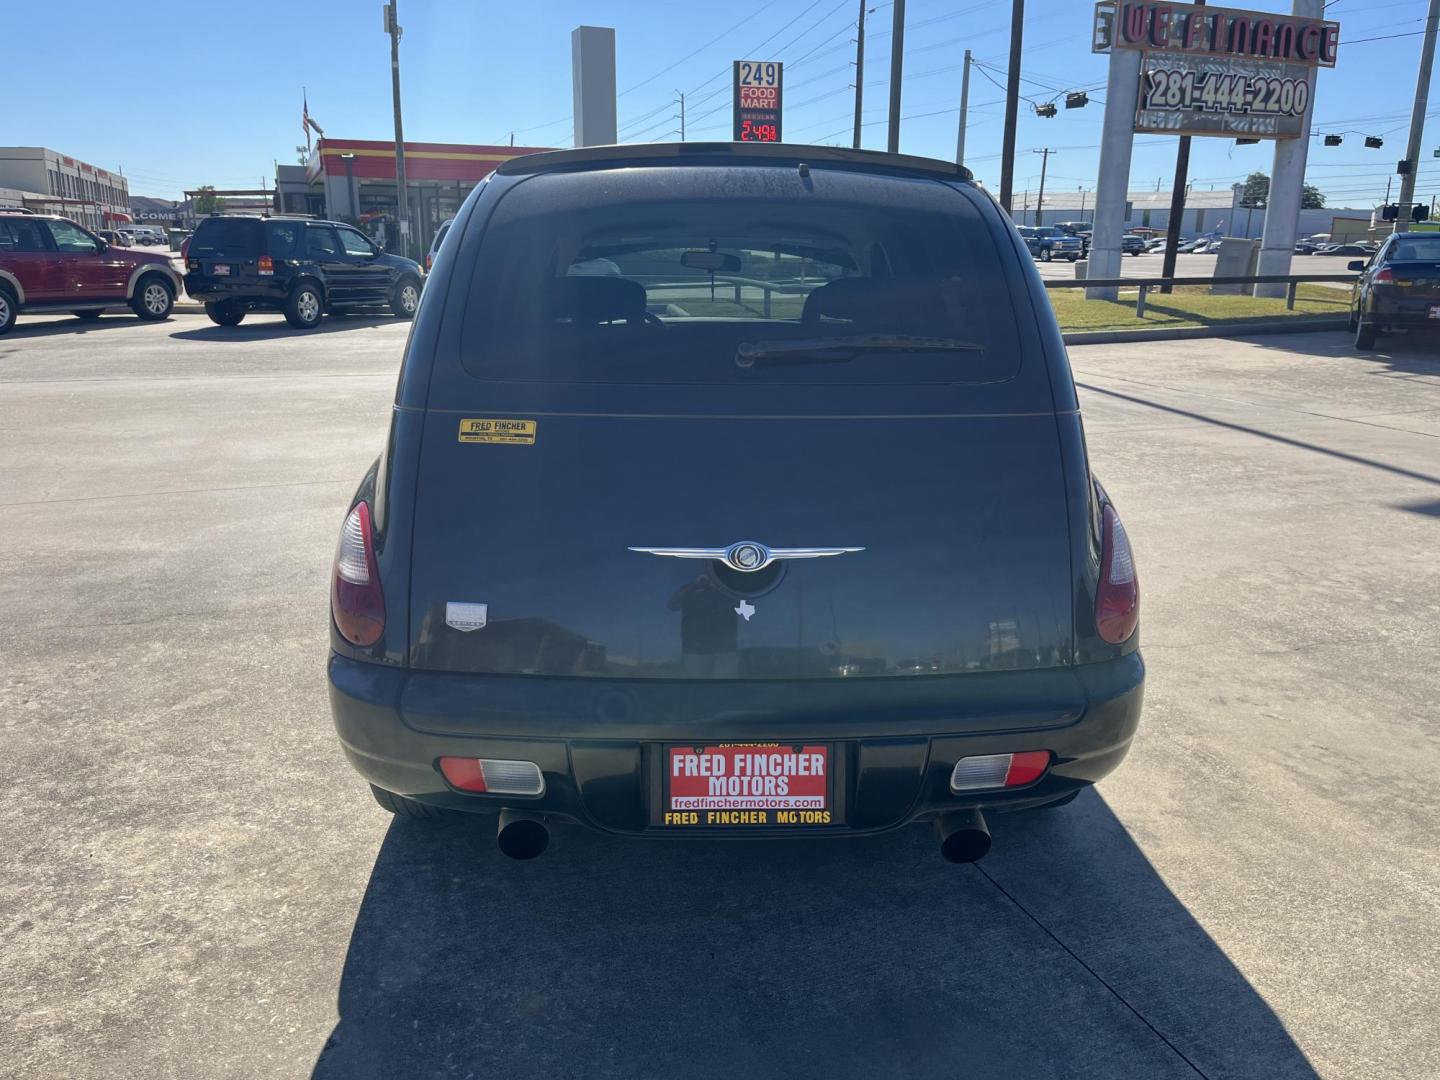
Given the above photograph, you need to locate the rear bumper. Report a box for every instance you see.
[183,278,288,306]
[1365,294,1440,328]
[329,652,1145,835]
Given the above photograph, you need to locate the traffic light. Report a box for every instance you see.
[1065,92,1089,109]
[1236,137,1261,145]
[1323,134,1343,146]
[1413,203,1429,222]
[1398,159,1414,174]
[1382,204,1400,221]
[1035,102,1057,118]
[1364,135,1384,149]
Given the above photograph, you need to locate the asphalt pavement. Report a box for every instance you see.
[1,312,1436,1079]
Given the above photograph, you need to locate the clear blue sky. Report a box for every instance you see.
[8,0,1438,210]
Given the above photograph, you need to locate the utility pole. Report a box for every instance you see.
[853,0,867,149]
[1033,148,1053,226]
[887,0,905,153]
[1079,186,1087,219]
[384,1,410,259]
[1396,0,1440,233]
[956,50,972,167]
[676,91,686,140]
[998,0,1024,211]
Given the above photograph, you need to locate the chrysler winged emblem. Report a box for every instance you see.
[627,540,864,573]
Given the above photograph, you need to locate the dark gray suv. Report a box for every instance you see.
[326,143,1143,863]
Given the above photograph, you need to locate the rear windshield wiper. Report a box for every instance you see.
[735,334,984,367]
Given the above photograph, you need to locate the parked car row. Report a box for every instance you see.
[0,212,425,335]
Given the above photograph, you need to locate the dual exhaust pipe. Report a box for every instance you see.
[495,806,992,864]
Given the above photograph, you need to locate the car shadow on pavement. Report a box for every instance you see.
[311,790,1321,1080]
[168,315,397,342]
[0,316,155,341]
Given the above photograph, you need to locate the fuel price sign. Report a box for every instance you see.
[733,60,783,142]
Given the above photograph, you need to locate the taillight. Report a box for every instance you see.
[439,757,545,795]
[424,253,433,271]
[1095,503,1138,644]
[257,255,274,275]
[949,751,1051,792]
[332,502,385,646]
[1373,267,1394,284]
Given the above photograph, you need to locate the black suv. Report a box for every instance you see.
[326,143,1143,865]
[183,216,423,329]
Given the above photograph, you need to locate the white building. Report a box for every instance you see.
[0,147,132,231]
[1010,182,1372,240]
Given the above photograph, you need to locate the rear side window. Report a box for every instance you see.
[457,167,1023,386]
[190,219,262,258]
[266,222,302,258]
[0,219,49,252]
[306,226,341,257]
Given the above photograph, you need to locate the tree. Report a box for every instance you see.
[193,185,226,215]
[296,145,311,166]
[1241,171,1325,210]
[1240,171,1269,208]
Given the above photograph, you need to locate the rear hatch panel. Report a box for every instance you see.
[407,409,1073,678]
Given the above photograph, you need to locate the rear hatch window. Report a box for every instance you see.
[457,166,1025,388]
[188,219,263,258]
[188,220,300,260]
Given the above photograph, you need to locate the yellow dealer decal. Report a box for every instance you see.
[457,418,537,445]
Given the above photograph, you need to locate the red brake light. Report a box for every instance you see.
[332,502,385,646]
[1004,751,1051,787]
[257,255,274,275]
[1372,267,1394,283]
[1095,504,1138,644]
[424,253,433,271]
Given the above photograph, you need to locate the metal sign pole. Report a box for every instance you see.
[1255,0,1324,296]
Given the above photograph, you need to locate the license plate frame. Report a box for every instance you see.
[212,263,231,276]
[1428,304,1440,320]
[658,742,835,828]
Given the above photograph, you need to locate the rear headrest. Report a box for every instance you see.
[801,277,953,335]
[551,276,647,324]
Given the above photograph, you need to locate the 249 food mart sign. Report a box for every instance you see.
[1094,2,1340,139]
[733,60,783,142]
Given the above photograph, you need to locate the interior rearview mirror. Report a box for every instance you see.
[1347,260,1365,271]
[681,251,741,272]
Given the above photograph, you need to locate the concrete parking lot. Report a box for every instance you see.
[1,312,1437,1079]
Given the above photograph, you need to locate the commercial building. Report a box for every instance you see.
[0,147,131,230]
[302,138,551,257]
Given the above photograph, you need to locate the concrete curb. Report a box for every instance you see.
[1061,317,1348,346]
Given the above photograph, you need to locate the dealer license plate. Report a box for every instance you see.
[212,264,230,276]
[1429,304,1440,319]
[662,743,832,827]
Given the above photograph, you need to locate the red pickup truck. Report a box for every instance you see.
[0,212,182,335]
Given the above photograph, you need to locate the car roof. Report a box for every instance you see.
[495,141,975,183]
[196,215,344,226]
